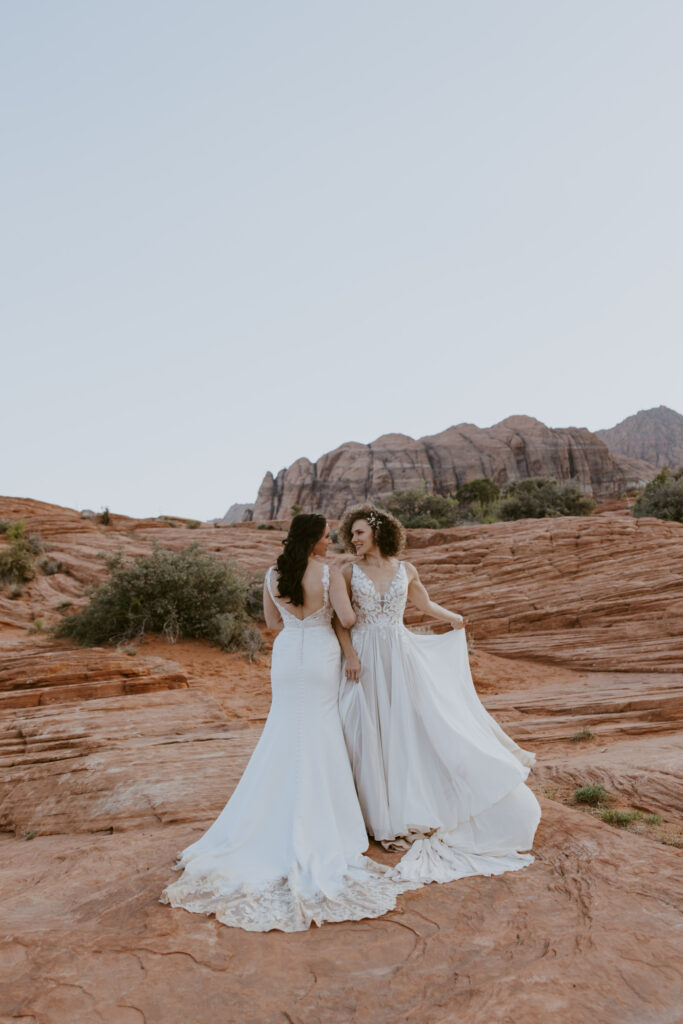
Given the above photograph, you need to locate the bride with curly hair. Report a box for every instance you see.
[334,504,541,886]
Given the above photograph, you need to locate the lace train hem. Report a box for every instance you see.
[160,854,414,932]
[388,830,535,886]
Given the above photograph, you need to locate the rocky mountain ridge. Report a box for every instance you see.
[252,413,658,521]
[596,404,683,469]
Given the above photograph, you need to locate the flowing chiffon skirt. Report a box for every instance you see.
[340,624,541,886]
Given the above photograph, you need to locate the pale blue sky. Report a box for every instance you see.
[2,1,681,519]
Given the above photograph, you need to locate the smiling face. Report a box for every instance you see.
[311,522,330,557]
[350,518,377,556]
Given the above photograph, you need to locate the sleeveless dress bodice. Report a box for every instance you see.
[266,564,334,631]
[350,561,408,630]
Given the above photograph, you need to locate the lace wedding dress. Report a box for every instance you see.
[160,565,409,932]
[339,562,541,885]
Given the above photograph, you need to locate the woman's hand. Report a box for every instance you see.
[345,651,362,682]
[449,613,465,630]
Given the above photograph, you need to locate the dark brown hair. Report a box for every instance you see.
[275,513,326,606]
[339,504,406,557]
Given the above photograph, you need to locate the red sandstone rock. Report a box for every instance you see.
[0,496,681,1023]
[254,415,635,519]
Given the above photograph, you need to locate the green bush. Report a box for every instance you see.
[100,507,111,526]
[0,521,37,584]
[457,478,500,508]
[574,784,607,806]
[56,543,264,657]
[39,557,63,576]
[633,467,683,523]
[246,571,265,620]
[380,488,457,529]
[454,478,502,523]
[600,809,642,828]
[500,478,595,520]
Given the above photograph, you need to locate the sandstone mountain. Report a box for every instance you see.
[254,414,644,520]
[597,405,683,470]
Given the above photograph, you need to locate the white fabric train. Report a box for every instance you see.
[339,561,541,885]
[160,565,413,932]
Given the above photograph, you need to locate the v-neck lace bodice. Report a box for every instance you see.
[266,565,333,629]
[351,561,408,628]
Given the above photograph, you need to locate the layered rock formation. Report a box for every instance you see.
[1,497,682,1023]
[597,404,683,470]
[254,415,633,519]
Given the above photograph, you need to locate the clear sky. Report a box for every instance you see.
[2,1,681,520]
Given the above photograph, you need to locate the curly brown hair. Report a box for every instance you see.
[339,504,406,557]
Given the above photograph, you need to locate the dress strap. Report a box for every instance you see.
[265,566,277,602]
[322,563,330,605]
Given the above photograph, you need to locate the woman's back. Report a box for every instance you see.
[269,559,328,621]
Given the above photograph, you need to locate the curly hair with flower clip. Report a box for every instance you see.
[338,504,406,557]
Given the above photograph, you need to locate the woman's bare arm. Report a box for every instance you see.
[329,567,356,629]
[332,616,361,681]
[404,562,465,629]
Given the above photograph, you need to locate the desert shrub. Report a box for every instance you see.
[187,520,202,529]
[257,523,276,530]
[600,809,642,828]
[380,489,457,529]
[27,534,48,555]
[500,478,595,520]
[0,521,37,584]
[569,727,595,742]
[56,543,263,657]
[0,519,11,534]
[633,467,683,523]
[453,478,502,524]
[246,571,265,620]
[100,507,111,525]
[39,557,63,576]
[645,814,662,826]
[574,784,607,806]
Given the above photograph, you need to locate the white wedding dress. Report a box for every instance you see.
[161,565,409,932]
[339,562,541,885]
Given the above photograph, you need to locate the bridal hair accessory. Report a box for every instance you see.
[366,511,382,530]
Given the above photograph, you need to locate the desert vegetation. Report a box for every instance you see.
[56,544,264,658]
[379,476,595,528]
[0,520,49,584]
[632,466,683,522]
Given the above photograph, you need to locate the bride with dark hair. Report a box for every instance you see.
[335,504,541,886]
[161,513,409,932]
